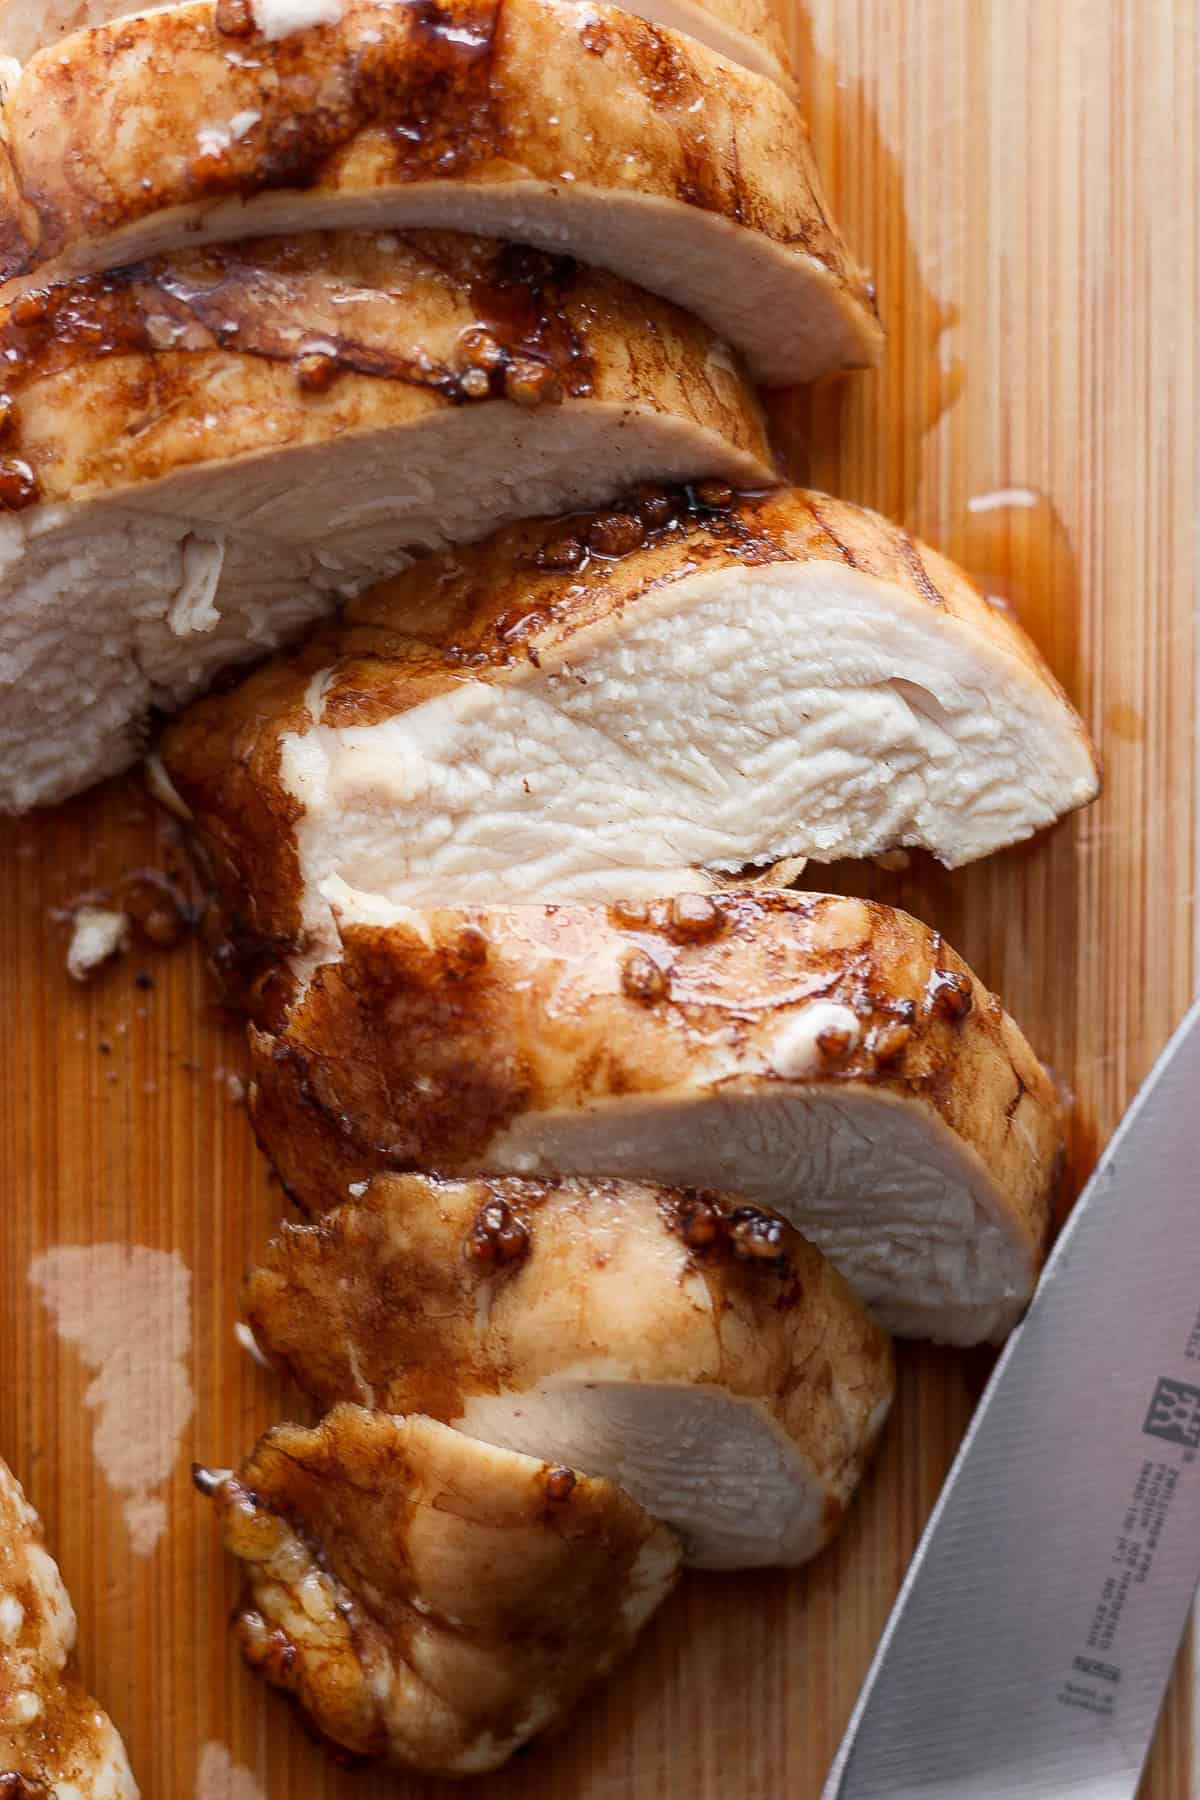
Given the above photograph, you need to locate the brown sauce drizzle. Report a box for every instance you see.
[0,236,599,504]
[523,480,786,591]
[384,0,500,179]
[665,1191,793,1268]
[189,0,503,201]
[465,243,595,403]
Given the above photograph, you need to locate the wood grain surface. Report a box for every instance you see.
[1,1,1196,1795]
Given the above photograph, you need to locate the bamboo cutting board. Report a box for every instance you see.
[1,1,1196,1794]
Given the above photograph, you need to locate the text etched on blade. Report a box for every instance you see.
[1142,1377,1200,1449]
[1055,1372,1196,1718]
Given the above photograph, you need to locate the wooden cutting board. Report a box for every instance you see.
[1,1,1196,1794]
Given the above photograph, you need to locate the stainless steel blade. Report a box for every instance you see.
[824,996,1200,1800]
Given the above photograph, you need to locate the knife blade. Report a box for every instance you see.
[824,995,1200,1800]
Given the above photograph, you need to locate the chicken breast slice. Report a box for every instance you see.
[0,0,876,383]
[0,1455,138,1797]
[247,892,1061,1344]
[0,232,772,815]
[242,1173,893,1568]
[0,0,796,89]
[159,485,1099,999]
[200,1406,681,1776]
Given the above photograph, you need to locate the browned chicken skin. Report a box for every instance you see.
[0,0,877,384]
[0,1457,138,1797]
[246,892,1062,1343]
[202,1407,681,1775]
[241,1172,895,1567]
[0,234,773,814]
[0,0,798,89]
[158,485,1098,999]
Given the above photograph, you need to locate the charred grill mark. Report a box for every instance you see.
[806,495,861,569]
[898,530,946,608]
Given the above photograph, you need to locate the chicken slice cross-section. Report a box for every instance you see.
[243,1173,894,1568]
[0,1454,138,1797]
[0,232,772,814]
[0,0,877,383]
[0,0,797,90]
[202,1406,681,1776]
[159,485,1099,998]
[248,892,1061,1344]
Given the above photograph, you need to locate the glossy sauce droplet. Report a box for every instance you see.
[620,949,669,1003]
[466,244,595,404]
[466,1198,530,1267]
[543,1465,577,1502]
[0,456,37,510]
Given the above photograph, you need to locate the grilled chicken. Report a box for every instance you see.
[242,1174,893,1568]
[159,486,1099,995]
[0,0,796,88]
[0,233,772,814]
[0,0,877,383]
[0,1455,138,1797]
[202,1407,681,1775]
[247,893,1061,1344]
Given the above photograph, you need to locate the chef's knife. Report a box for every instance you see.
[824,996,1200,1800]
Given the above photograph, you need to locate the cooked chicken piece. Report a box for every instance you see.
[0,233,772,815]
[0,0,877,384]
[243,1173,893,1568]
[0,0,796,88]
[160,485,1099,996]
[0,1454,138,1797]
[202,1406,680,1775]
[248,893,1060,1344]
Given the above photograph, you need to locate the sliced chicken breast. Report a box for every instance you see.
[0,233,772,815]
[0,0,876,383]
[0,1454,138,1797]
[160,485,1099,997]
[0,0,796,89]
[201,1406,680,1776]
[248,893,1061,1344]
[242,1173,893,1568]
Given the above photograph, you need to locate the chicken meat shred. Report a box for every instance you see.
[202,1407,681,1775]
